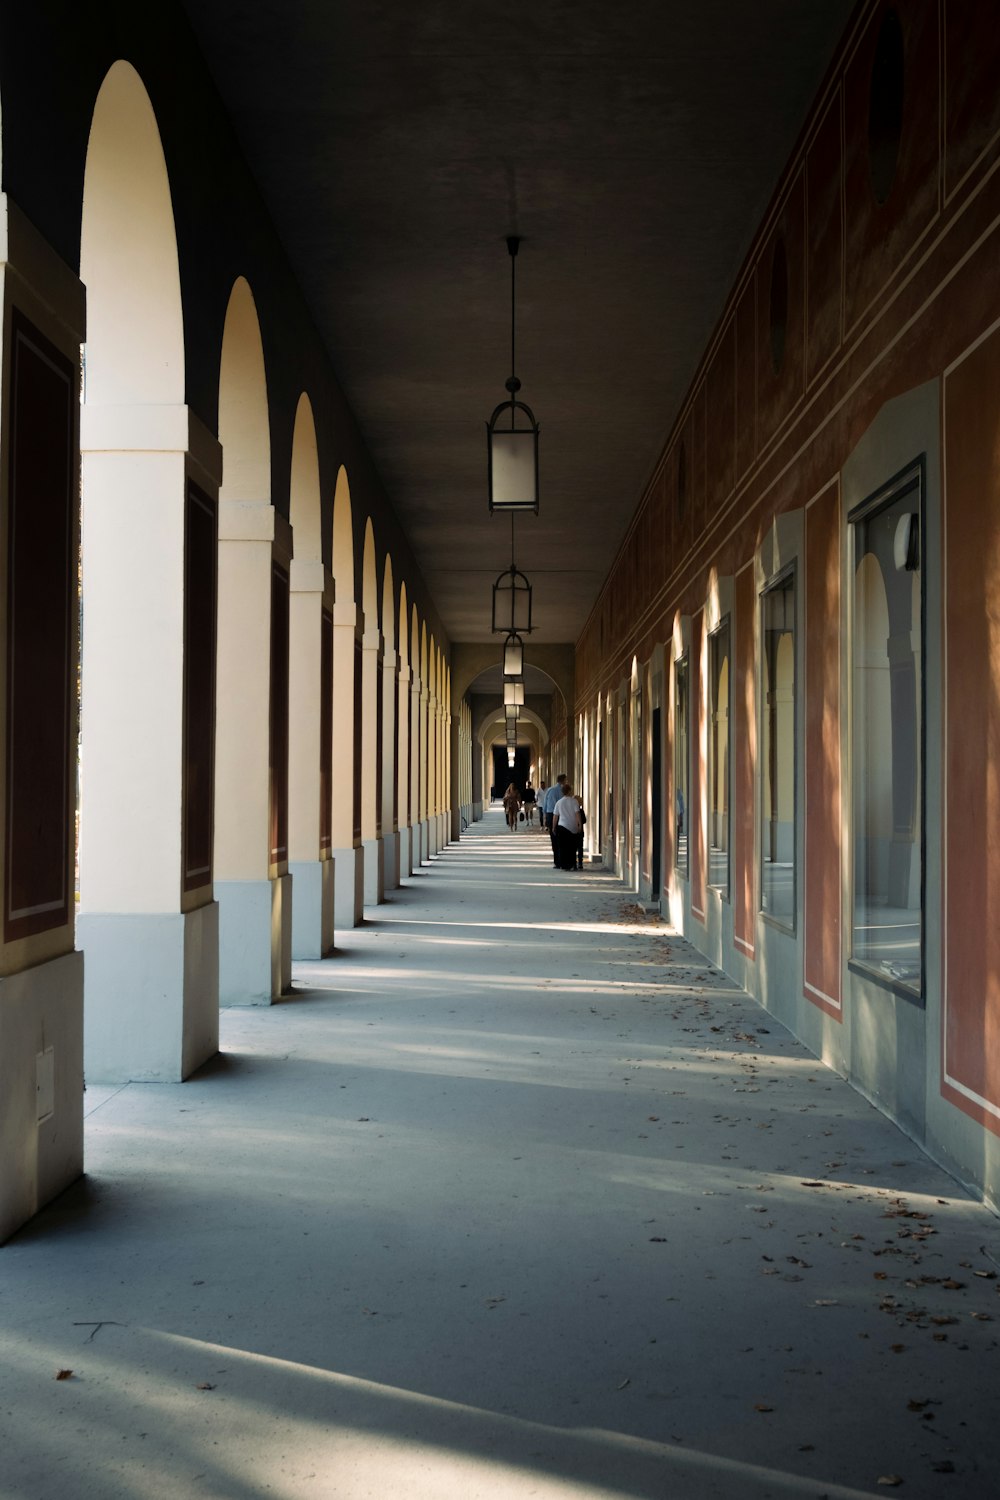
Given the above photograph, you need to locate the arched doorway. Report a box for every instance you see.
[288,393,335,958]
[331,466,363,929]
[78,60,220,1080]
[215,277,292,1004]
[381,557,400,889]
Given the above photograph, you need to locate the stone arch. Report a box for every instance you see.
[215,275,292,1005]
[81,61,184,406]
[380,554,399,888]
[360,519,383,899]
[289,393,321,562]
[218,278,270,501]
[396,580,412,874]
[287,391,334,958]
[329,466,362,927]
[77,60,219,1083]
[332,465,355,601]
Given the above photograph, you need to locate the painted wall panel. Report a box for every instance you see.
[735,277,757,481]
[320,607,333,850]
[706,319,736,519]
[804,482,842,1015]
[182,482,217,893]
[691,611,706,922]
[269,563,289,866]
[4,312,73,944]
[805,86,844,387]
[733,565,756,956]
[843,0,940,338]
[943,0,1000,201]
[757,168,806,450]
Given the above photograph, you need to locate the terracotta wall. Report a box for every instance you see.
[575,0,1000,1154]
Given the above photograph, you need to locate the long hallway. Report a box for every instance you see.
[2,815,998,1499]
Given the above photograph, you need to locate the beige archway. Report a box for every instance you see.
[396,581,412,876]
[288,393,335,958]
[215,276,292,1005]
[380,556,400,889]
[330,466,363,928]
[78,59,220,1083]
[360,519,384,904]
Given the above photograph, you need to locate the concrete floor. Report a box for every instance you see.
[2,810,999,1500]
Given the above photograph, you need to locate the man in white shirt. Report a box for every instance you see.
[542,774,567,866]
[552,782,582,871]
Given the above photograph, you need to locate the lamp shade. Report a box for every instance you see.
[503,679,525,707]
[492,565,532,635]
[487,415,539,514]
[503,633,524,677]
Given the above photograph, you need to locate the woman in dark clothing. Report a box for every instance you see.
[551,782,582,870]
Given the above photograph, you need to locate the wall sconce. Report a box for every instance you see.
[486,236,539,514]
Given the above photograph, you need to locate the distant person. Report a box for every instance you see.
[552,782,582,870]
[574,793,587,870]
[536,781,547,832]
[542,774,567,865]
[502,782,522,832]
[522,782,537,825]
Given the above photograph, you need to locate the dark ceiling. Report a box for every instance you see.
[181,0,854,645]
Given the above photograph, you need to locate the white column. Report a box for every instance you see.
[361,627,384,906]
[397,663,411,877]
[288,558,335,958]
[79,402,220,1072]
[413,678,425,865]
[381,648,400,890]
[214,501,292,1005]
[332,602,363,929]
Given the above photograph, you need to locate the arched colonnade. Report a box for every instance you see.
[0,55,455,1147]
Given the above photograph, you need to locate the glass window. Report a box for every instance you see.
[850,467,923,994]
[760,570,796,927]
[674,655,689,874]
[708,620,731,895]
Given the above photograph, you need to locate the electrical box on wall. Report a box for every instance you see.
[36,1047,54,1123]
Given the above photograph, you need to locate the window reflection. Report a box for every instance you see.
[708,620,731,895]
[851,469,922,993]
[674,656,689,874]
[761,571,796,926]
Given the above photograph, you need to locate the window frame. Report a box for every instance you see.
[673,652,690,877]
[846,458,926,1005]
[707,616,732,900]
[758,562,798,935]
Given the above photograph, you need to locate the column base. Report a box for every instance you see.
[290,859,334,960]
[363,837,385,907]
[217,878,289,1006]
[78,903,219,1079]
[332,845,364,930]
[0,951,84,1245]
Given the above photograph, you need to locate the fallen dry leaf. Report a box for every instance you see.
[754,1404,774,1413]
[55,1369,73,1381]
[196,1382,216,1391]
[877,1478,903,1488]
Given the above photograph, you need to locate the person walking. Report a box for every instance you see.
[574,793,587,870]
[502,782,522,832]
[522,782,537,826]
[552,782,582,870]
[542,774,567,865]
